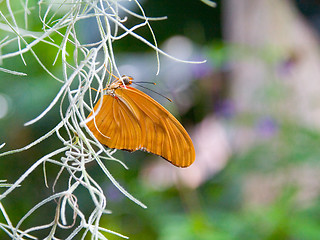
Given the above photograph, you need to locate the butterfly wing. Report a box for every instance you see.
[87,87,195,167]
[86,94,143,151]
[115,87,195,167]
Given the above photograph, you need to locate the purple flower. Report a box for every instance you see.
[191,59,213,79]
[255,117,278,138]
[215,99,236,119]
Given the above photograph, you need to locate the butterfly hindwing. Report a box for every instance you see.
[115,87,195,167]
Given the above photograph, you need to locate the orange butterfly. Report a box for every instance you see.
[87,75,195,167]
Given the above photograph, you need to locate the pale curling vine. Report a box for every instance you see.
[0,0,204,239]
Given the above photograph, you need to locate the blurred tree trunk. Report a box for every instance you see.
[223,0,320,128]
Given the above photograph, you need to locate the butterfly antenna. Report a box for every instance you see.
[134,83,172,102]
[135,81,157,85]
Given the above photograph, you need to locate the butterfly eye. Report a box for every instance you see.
[121,75,133,85]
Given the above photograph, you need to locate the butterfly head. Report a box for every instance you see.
[119,75,133,86]
[108,75,134,91]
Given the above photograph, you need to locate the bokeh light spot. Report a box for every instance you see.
[0,94,9,119]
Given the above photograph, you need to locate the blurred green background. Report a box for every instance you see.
[1,0,320,239]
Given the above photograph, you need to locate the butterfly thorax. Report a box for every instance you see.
[106,75,133,96]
